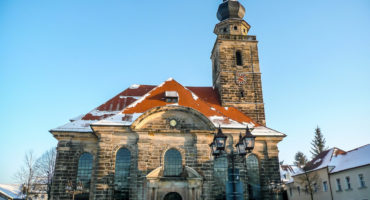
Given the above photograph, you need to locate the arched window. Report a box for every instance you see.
[114,148,131,189]
[214,156,228,200]
[76,153,93,188]
[164,149,182,177]
[236,51,243,66]
[246,154,261,200]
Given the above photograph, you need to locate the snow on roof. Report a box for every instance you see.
[251,126,285,136]
[52,78,284,136]
[293,145,369,175]
[0,184,23,199]
[280,165,303,184]
[330,144,370,173]
[296,148,345,174]
[53,120,98,132]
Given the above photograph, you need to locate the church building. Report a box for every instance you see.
[50,0,285,199]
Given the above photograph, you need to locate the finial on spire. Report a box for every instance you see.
[217,0,245,21]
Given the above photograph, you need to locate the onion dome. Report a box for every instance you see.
[217,0,246,21]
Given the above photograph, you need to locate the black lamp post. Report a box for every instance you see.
[268,180,283,200]
[210,125,256,200]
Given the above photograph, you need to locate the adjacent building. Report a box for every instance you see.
[0,184,47,200]
[286,144,370,200]
[49,0,286,199]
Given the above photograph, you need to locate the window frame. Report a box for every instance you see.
[164,149,182,177]
[336,178,342,191]
[114,148,131,189]
[358,174,366,188]
[235,51,243,66]
[76,152,93,189]
[345,176,351,190]
[323,181,328,192]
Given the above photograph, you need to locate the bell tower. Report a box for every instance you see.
[211,0,266,125]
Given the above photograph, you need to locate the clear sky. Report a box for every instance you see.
[0,0,369,183]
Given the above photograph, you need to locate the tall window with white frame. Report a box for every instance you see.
[345,176,351,190]
[246,154,261,200]
[164,149,182,177]
[336,178,342,191]
[323,181,328,192]
[114,148,131,200]
[358,174,366,188]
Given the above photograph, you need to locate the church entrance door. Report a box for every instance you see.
[163,192,182,200]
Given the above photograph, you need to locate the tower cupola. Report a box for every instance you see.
[217,0,245,21]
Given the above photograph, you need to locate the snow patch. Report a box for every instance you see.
[93,113,143,126]
[52,119,98,132]
[313,158,322,165]
[120,95,140,99]
[90,109,120,116]
[129,84,141,89]
[126,91,152,109]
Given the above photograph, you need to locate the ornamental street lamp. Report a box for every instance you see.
[210,125,256,200]
[209,125,227,156]
[65,180,84,200]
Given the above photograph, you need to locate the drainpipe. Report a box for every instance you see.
[327,167,334,200]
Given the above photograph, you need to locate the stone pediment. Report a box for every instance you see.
[147,166,203,180]
[131,106,215,132]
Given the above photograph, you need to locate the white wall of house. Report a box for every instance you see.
[330,165,370,200]
[286,168,333,200]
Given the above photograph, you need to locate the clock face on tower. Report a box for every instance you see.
[235,72,247,85]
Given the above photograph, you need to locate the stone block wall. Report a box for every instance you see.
[212,35,266,126]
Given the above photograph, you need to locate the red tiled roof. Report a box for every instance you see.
[74,78,260,130]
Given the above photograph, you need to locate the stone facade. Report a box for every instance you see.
[50,106,283,200]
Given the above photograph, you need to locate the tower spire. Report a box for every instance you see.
[217,0,245,21]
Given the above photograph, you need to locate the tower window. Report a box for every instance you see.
[234,26,238,30]
[236,51,243,66]
[223,28,227,33]
[240,91,245,97]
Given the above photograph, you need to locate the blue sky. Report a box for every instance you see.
[0,0,369,183]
